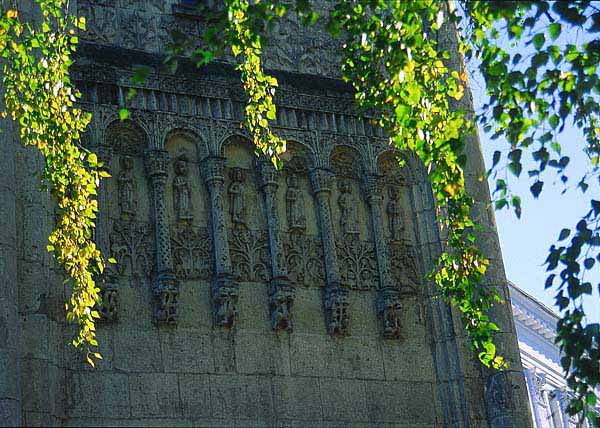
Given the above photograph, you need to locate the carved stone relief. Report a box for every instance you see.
[336,239,378,291]
[388,243,421,294]
[268,279,295,332]
[118,155,137,219]
[284,234,325,287]
[337,179,360,239]
[171,226,213,280]
[325,287,350,337]
[285,173,306,233]
[387,186,404,242]
[376,288,402,339]
[109,219,153,281]
[96,279,118,323]
[172,152,193,224]
[228,167,247,229]
[229,229,270,283]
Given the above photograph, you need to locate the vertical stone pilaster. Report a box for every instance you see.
[310,167,349,337]
[145,149,179,325]
[362,173,402,339]
[201,156,238,328]
[256,159,295,332]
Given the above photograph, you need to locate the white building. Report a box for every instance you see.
[509,281,595,428]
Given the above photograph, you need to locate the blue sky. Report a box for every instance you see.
[470,78,600,325]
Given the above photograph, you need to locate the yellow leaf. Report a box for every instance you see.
[6,10,18,19]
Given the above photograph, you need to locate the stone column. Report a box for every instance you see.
[95,144,118,322]
[310,167,349,336]
[145,149,179,325]
[256,159,295,332]
[362,173,402,339]
[201,156,238,328]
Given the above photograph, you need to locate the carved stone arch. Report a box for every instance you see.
[329,145,365,179]
[281,140,316,175]
[216,127,252,157]
[163,127,209,162]
[104,118,150,156]
[376,149,413,186]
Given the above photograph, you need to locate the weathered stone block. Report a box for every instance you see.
[210,374,274,422]
[211,331,236,374]
[271,376,323,421]
[129,373,181,418]
[319,378,368,422]
[66,370,130,419]
[114,328,162,372]
[235,332,290,376]
[338,336,385,380]
[178,374,211,419]
[289,334,340,378]
[364,380,436,424]
[160,330,213,373]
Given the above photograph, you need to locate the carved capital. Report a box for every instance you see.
[96,278,118,323]
[377,288,402,339]
[153,271,179,326]
[96,145,113,171]
[256,158,279,192]
[144,149,169,179]
[211,273,239,328]
[268,277,295,332]
[361,173,385,203]
[325,286,350,337]
[310,167,334,195]
[201,156,226,185]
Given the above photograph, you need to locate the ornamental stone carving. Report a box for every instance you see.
[172,153,193,224]
[212,275,238,328]
[109,219,153,281]
[228,167,247,229]
[96,280,118,323]
[387,187,404,242]
[145,149,180,326]
[118,155,137,219]
[336,239,378,290]
[284,234,325,287]
[171,226,213,279]
[286,173,306,233]
[229,230,270,283]
[269,279,295,332]
[337,179,360,239]
[377,288,402,339]
[325,287,349,337]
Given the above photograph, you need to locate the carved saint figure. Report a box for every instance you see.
[337,179,359,238]
[228,167,246,228]
[387,186,403,241]
[173,153,193,223]
[377,290,402,339]
[118,155,137,218]
[286,173,306,232]
[213,282,238,327]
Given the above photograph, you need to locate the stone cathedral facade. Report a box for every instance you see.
[0,1,534,427]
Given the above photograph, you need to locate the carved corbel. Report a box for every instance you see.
[201,156,239,328]
[310,167,350,336]
[362,173,402,338]
[145,149,179,325]
[257,159,295,332]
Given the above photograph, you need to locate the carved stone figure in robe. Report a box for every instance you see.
[173,153,193,223]
[338,179,359,238]
[387,186,403,241]
[286,173,306,232]
[228,167,246,228]
[118,155,137,218]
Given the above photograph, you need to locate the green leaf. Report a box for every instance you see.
[558,228,570,241]
[549,23,561,40]
[530,181,543,198]
[119,108,129,121]
[532,33,545,50]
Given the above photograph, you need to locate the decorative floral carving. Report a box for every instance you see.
[284,234,325,287]
[173,152,193,224]
[336,239,378,290]
[109,220,153,280]
[228,167,247,228]
[387,187,404,242]
[118,155,137,219]
[389,243,420,294]
[377,288,402,339]
[171,226,213,279]
[286,173,306,233]
[229,229,270,282]
[337,179,360,239]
